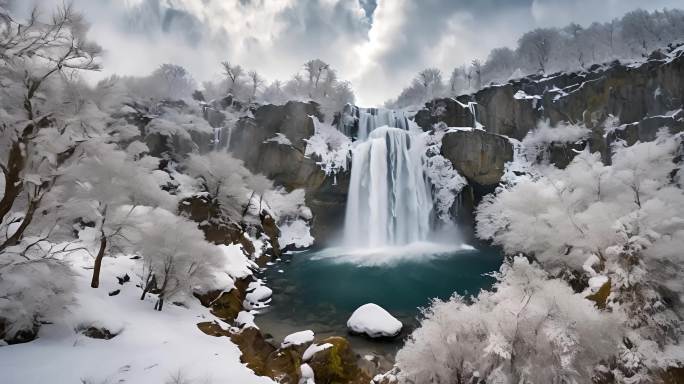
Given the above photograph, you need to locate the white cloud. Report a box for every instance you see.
[12,0,684,106]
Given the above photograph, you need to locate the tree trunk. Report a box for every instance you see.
[140,273,156,300]
[0,142,25,224]
[90,232,107,288]
[0,195,40,252]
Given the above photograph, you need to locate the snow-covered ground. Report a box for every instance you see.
[0,250,273,384]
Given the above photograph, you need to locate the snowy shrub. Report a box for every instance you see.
[0,259,75,342]
[304,118,351,176]
[184,152,273,223]
[521,120,590,163]
[396,257,620,384]
[131,208,224,311]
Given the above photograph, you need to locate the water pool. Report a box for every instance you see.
[255,243,503,357]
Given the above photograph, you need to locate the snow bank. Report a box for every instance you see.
[347,303,403,338]
[281,330,314,349]
[0,251,273,384]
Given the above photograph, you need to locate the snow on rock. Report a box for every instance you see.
[244,280,272,310]
[263,133,292,146]
[281,330,314,349]
[215,244,258,290]
[235,311,258,329]
[302,342,333,361]
[347,303,403,338]
[424,127,468,222]
[588,275,609,293]
[513,90,542,100]
[0,251,273,384]
[299,363,315,384]
[278,219,314,248]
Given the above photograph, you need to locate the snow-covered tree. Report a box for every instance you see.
[184,152,273,224]
[221,61,245,96]
[475,129,683,380]
[396,257,620,384]
[131,208,223,311]
[0,2,102,341]
[517,28,561,73]
[62,140,175,288]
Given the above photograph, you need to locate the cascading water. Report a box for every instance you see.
[344,126,433,247]
[356,108,409,140]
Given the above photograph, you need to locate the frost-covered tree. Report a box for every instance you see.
[0,3,101,249]
[475,130,683,380]
[517,28,561,73]
[390,68,446,108]
[396,257,620,384]
[247,70,264,102]
[0,2,102,341]
[131,208,223,311]
[221,61,244,96]
[62,141,175,288]
[184,152,273,224]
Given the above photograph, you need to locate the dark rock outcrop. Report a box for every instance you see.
[440,130,514,188]
[417,48,684,149]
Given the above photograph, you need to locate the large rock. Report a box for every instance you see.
[347,303,403,338]
[440,129,514,188]
[305,336,372,384]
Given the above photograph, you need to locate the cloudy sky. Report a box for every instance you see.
[11,0,684,105]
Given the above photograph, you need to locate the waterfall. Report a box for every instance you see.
[356,108,410,140]
[344,126,433,247]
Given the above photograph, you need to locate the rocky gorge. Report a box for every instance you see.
[168,46,684,384]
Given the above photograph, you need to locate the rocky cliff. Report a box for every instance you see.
[418,46,684,162]
[228,101,349,246]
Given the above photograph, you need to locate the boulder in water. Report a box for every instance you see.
[347,303,402,338]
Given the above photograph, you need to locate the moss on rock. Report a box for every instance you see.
[307,336,372,384]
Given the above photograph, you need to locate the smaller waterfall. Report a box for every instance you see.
[337,105,410,140]
[356,108,410,140]
[344,127,432,247]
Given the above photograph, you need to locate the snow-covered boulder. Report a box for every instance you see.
[281,330,315,349]
[346,303,402,338]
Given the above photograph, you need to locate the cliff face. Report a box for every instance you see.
[417,48,684,161]
[228,101,348,246]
